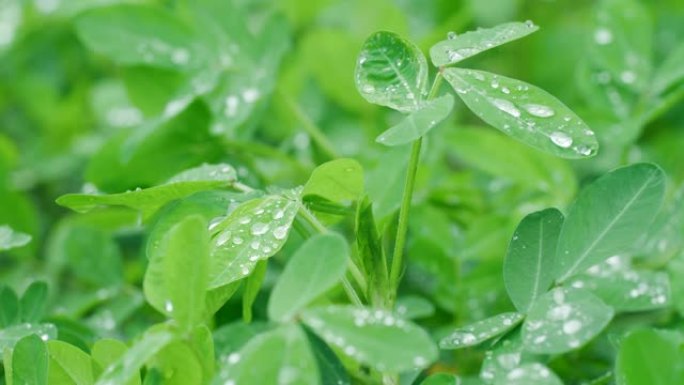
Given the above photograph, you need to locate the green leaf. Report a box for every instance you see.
[504,209,564,312]
[355,197,389,307]
[19,281,48,323]
[567,256,670,312]
[0,285,19,327]
[395,296,435,319]
[268,233,349,322]
[302,305,437,372]
[46,340,94,385]
[74,4,205,71]
[366,147,410,219]
[91,339,141,385]
[143,215,209,330]
[56,163,237,219]
[242,260,267,323]
[616,329,684,385]
[0,225,31,252]
[208,192,300,288]
[480,331,540,384]
[355,31,428,112]
[421,373,461,385]
[554,163,666,282]
[376,94,454,146]
[148,341,202,385]
[95,327,174,385]
[0,324,57,352]
[440,312,523,349]
[303,159,364,205]
[652,42,684,95]
[590,0,652,93]
[303,327,351,385]
[495,363,562,385]
[522,287,613,354]
[430,21,539,67]
[12,334,48,385]
[442,68,598,159]
[212,324,319,385]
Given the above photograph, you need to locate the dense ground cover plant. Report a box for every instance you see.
[1,0,684,384]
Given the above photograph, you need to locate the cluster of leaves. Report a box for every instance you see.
[2,0,684,385]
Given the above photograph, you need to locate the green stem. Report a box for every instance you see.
[387,73,444,300]
[279,90,340,160]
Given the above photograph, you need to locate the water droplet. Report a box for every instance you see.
[242,88,260,103]
[491,79,499,89]
[171,48,190,65]
[594,28,613,45]
[550,131,573,148]
[447,31,457,40]
[273,225,288,240]
[562,319,582,334]
[620,70,637,84]
[524,104,555,117]
[225,95,239,117]
[501,86,510,94]
[227,353,240,364]
[233,237,244,245]
[491,98,521,117]
[524,20,536,28]
[164,300,174,312]
[216,231,232,246]
[251,222,269,236]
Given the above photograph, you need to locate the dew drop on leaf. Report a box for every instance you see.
[550,131,573,148]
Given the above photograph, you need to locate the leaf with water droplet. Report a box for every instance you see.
[19,281,48,324]
[268,233,349,322]
[522,287,613,354]
[75,4,205,70]
[395,296,435,320]
[301,305,437,372]
[148,340,203,385]
[553,163,665,282]
[376,94,454,146]
[0,225,31,252]
[440,312,523,349]
[303,326,351,385]
[355,31,428,112]
[91,339,142,385]
[0,323,57,352]
[590,0,652,92]
[303,159,364,205]
[480,331,541,384]
[616,329,684,385]
[504,209,564,313]
[56,163,238,220]
[442,68,599,159]
[567,256,671,312]
[46,340,95,385]
[12,334,48,385]
[430,21,539,67]
[497,363,563,385]
[208,191,300,288]
[212,324,318,385]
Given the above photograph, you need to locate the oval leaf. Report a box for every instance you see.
[302,305,438,372]
[442,68,598,159]
[47,340,94,385]
[440,312,523,349]
[430,21,539,66]
[355,31,428,112]
[504,209,564,313]
[0,323,57,352]
[616,329,684,385]
[208,192,300,288]
[19,281,49,323]
[554,163,666,282]
[212,324,318,385]
[376,94,454,146]
[522,287,613,354]
[496,363,562,385]
[268,233,349,322]
[303,159,364,205]
[12,334,48,385]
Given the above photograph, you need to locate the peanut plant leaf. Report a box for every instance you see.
[148,341,203,385]
[504,209,564,313]
[303,159,364,205]
[652,41,684,95]
[522,287,613,354]
[19,281,48,323]
[440,312,523,349]
[480,331,540,384]
[12,334,48,385]
[567,256,670,312]
[208,191,300,288]
[0,225,31,252]
[395,296,435,320]
[268,233,349,322]
[442,68,598,159]
[303,327,351,385]
[0,323,57,352]
[376,94,454,146]
[46,340,94,385]
[616,329,684,385]
[496,363,562,385]
[56,163,237,218]
[355,31,428,112]
[430,21,539,67]
[91,339,141,385]
[301,305,438,372]
[74,4,205,71]
[0,285,19,327]
[212,324,319,385]
[95,326,174,385]
[554,163,666,282]
[421,373,461,385]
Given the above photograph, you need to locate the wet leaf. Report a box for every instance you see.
[376,94,454,146]
[440,312,523,349]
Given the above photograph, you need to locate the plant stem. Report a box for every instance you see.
[387,73,444,301]
[279,90,340,160]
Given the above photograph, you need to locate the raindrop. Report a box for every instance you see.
[524,104,555,118]
[251,222,270,236]
[171,48,190,65]
[273,225,289,240]
[594,28,613,45]
[225,96,239,117]
[164,300,174,312]
[562,320,582,334]
[242,88,260,103]
[550,131,573,148]
[620,70,637,84]
[447,31,457,40]
[233,237,244,245]
[491,98,521,118]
